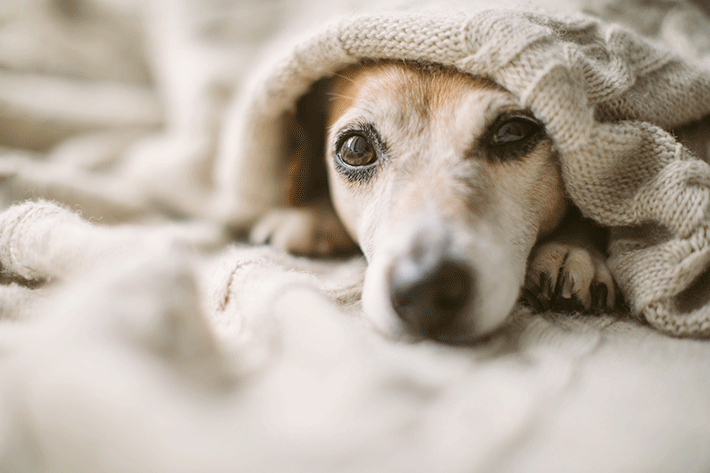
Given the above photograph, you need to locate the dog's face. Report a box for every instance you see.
[325,62,567,343]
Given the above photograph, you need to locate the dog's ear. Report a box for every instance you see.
[285,78,331,206]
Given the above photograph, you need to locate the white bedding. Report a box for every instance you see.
[1,1,710,472]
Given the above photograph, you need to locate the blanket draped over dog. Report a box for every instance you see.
[2,0,710,472]
[225,0,710,337]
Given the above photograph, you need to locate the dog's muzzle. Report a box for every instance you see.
[388,247,474,340]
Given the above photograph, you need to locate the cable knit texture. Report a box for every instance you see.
[2,2,710,471]
[227,2,710,337]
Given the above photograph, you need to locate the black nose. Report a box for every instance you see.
[389,255,473,338]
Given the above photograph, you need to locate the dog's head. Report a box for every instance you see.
[324,62,567,343]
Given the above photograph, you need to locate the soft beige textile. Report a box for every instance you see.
[2,200,710,473]
[224,0,710,336]
[2,0,710,472]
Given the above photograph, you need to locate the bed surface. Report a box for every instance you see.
[1,1,710,471]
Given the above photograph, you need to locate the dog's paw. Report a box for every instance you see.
[522,241,616,313]
[249,206,356,257]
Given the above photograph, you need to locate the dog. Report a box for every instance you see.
[250,60,617,344]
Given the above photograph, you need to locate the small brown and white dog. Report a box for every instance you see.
[251,61,617,344]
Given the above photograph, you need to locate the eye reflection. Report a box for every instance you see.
[339,134,376,167]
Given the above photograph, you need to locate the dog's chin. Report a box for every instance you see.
[361,242,523,345]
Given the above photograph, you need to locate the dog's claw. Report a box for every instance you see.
[521,288,544,312]
[523,241,617,313]
[558,270,573,299]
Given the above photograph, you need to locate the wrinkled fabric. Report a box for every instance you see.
[224,0,710,336]
[1,1,710,472]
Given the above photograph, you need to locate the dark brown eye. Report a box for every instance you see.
[339,134,376,167]
[490,118,540,146]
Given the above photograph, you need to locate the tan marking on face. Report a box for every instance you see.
[326,62,565,247]
[486,141,568,239]
[324,61,567,339]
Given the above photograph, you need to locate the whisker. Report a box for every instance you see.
[326,92,355,102]
[331,71,357,84]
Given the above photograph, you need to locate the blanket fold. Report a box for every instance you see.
[3,2,710,471]
[221,0,710,337]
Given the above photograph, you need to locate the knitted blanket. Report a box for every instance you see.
[222,0,710,337]
[2,0,710,471]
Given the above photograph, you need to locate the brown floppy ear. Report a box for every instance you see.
[285,78,331,207]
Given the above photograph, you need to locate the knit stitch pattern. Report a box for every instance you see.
[226,3,710,337]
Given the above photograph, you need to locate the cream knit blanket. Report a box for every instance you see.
[222,0,710,337]
[2,1,710,471]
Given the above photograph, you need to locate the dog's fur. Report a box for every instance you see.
[251,61,617,343]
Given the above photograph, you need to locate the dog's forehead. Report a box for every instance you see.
[328,63,523,142]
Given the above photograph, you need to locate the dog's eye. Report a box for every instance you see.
[482,114,545,162]
[339,134,376,167]
[333,124,384,181]
[491,118,540,146]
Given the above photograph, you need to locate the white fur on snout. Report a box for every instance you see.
[456,223,523,337]
[362,211,524,342]
[362,254,409,339]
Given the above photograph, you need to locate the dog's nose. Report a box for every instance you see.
[389,255,473,338]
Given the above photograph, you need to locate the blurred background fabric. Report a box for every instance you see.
[0,0,289,221]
